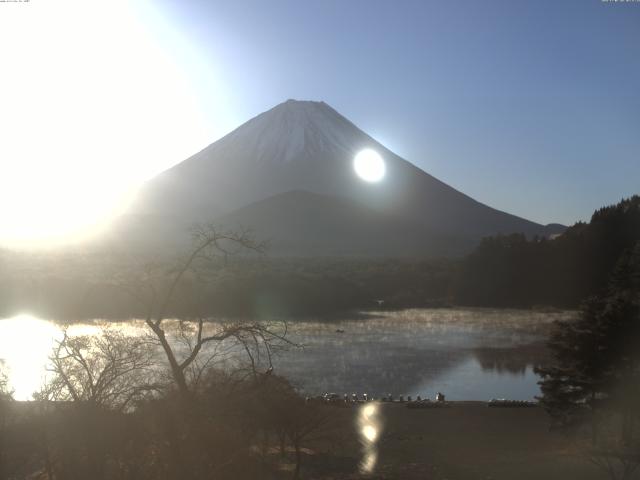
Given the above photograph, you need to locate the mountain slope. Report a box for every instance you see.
[215,190,469,257]
[127,99,563,255]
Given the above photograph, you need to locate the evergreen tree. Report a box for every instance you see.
[455,195,640,307]
[536,242,640,477]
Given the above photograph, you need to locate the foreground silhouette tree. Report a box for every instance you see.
[41,327,158,410]
[30,328,156,479]
[236,374,336,479]
[0,365,12,480]
[119,224,293,396]
[536,242,640,479]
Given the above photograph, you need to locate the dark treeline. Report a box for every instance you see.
[0,196,638,320]
[454,195,640,308]
[0,254,454,320]
[205,258,453,317]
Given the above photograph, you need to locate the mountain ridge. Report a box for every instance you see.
[125,99,564,256]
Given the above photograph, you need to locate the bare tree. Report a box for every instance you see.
[118,224,294,396]
[587,445,640,480]
[0,364,11,404]
[41,327,158,411]
[285,401,334,480]
[31,328,160,479]
[579,416,640,480]
[0,363,12,480]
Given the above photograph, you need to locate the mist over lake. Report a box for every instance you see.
[0,308,571,401]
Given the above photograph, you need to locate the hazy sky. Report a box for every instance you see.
[1,0,638,243]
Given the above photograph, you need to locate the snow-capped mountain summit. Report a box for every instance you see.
[132,99,388,218]
[127,99,563,256]
[210,99,367,165]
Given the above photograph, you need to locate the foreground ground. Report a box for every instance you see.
[299,402,618,480]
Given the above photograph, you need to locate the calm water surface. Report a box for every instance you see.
[0,309,574,401]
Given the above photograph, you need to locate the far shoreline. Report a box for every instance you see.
[0,305,578,326]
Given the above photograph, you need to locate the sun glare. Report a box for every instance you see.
[0,315,61,400]
[0,1,217,247]
[354,149,386,182]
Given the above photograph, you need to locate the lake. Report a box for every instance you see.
[0,308,573,401]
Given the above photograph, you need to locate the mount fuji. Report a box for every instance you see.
[121,99,563,256]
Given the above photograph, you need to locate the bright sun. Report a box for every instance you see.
[354,149,386,182]
[0,1,218,247]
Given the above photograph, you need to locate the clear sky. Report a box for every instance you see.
[0,0,638,244]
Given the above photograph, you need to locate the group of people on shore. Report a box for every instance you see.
[311,391,447,405]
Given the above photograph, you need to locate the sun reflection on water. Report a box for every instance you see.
[0,315,63,400]
[0,315,112,400]
[358,402,383,474]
